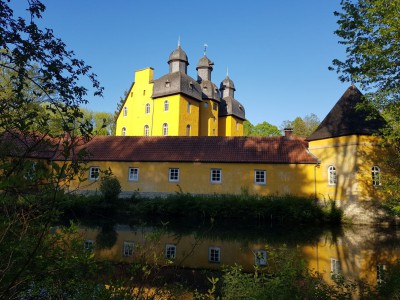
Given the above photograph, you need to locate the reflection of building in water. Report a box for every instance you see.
[81,225,400,287]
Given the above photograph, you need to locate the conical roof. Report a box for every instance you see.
[168,46,189,64]
[307,85,386,141]
[220,75,235,90]
[196,55,213,70]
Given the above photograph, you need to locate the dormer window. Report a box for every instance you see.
[165,80,170,88]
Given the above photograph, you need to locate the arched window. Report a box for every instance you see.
[372,166,381,186]
[164,100,169,112]
[186,124,191,136]
[328,165,337,185]
[145,103,150,114]
[144,125,149,136]
[121,127,126,136]
[162,123,168,136]
[123,107,128,117]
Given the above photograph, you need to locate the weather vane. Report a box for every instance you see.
[204,43,208,55]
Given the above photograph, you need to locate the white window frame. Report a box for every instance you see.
[372,166,381,186]
[331,258,340,279]
[144,125,149,136]
[208,247,221,263]
[123,106,128,117]
[164,100,169,112]
[123,241,134,257]
[163,123,168,136]
[254,250,267,266]
[328,165,337,186]
[145,103,150,114]
[210,169,222,184]
[121,127,126,136]
[377,264,387,285]
[165,244,176,259]
[89,167,100,181]
[169,168,179,182]
[254,170,266,185]
[128,167,139,181]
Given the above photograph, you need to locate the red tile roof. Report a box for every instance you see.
[73,136,318,164]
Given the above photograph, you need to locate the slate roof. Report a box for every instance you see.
[219,96,246,120]
[152,71,202,101]
[200,80,221,102]
[72,136,318,164]
[307,85,386,141]
[168,46,188,64]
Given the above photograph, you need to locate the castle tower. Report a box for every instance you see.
[218,73,245,136]
[197,54,221,136]
[168,42,189,74]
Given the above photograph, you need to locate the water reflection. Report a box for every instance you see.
[78,221,400,287]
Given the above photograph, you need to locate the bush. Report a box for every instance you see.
[99,176,121,201]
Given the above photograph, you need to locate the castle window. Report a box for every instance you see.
[144,125,149,136]
[164,100,169,112]
[208,247,221,263]
[130,92,133,97]
[236,120,239,131]
[89,167,100,181]
[169,168,179,182]
[254,170,266,185]
[121,127,126,136]
[213,116,216,123]
[143,90,146,96]
[213,102,218,111]
[128,167,139,181]
[165,244,176,259]
[211,169,222,184]
[145,103,150,114]
[204,102,209,109]
[123,106,128,117]
[84,240,94,252]
[254,250,267,266]
[123,241,134,257]
[162,123,168,136]
[186,124,191,136]
[372,166,381,186]
[212,128,216,136]
[187,101,191,113]
[331,258,341,279]
[328,166,337,186]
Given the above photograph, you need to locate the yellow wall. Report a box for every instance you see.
[70,161,317,197]
[218,116,243,137]
[199,100,219,136]
[115,68,154,136]
[309,135,386,201]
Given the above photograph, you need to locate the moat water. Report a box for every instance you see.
[77,219,400,288]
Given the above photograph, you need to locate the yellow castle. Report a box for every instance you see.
[115,43,245,137]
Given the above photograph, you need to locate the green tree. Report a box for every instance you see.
[244,120,281,137]
[281,114,320,138]
[0,1,105,298]
[331,0,400,212]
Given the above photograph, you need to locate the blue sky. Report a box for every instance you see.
[12,1,349,127]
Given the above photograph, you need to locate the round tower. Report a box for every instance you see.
[220,74,235,98]
[168,44,189,74]
[196,55,214,82]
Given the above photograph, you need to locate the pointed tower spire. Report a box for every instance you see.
[226,67,229,77]
[178,36,181,47]
[203,43,208,56]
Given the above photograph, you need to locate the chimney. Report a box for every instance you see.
[284,128,293,139]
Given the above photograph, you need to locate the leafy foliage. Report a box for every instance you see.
[281,113,320,138]
[244,120,281,136]
[331,0,400,214]
[0,0,104,298]
[99,175,122,201]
